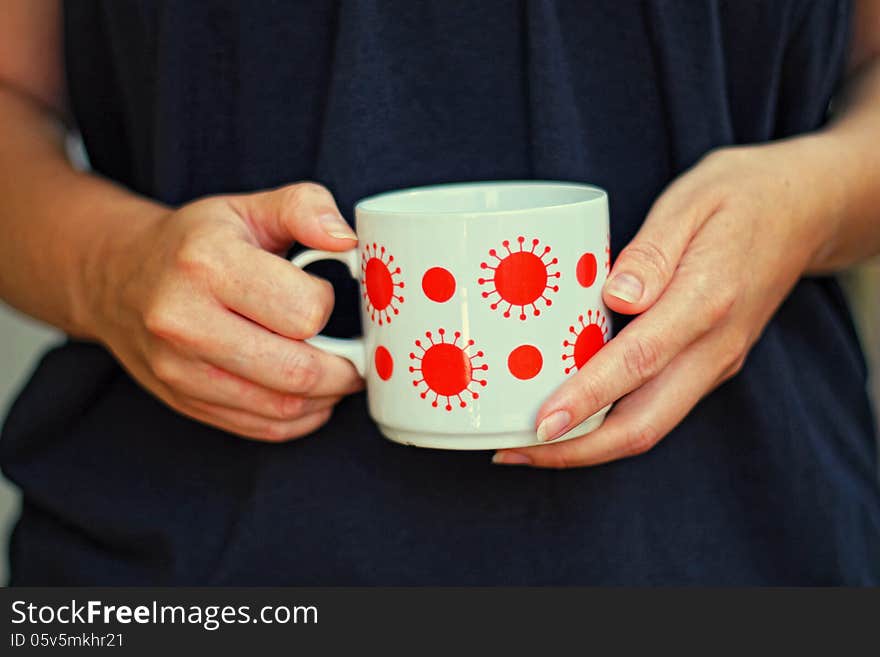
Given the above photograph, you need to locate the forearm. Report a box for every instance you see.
[0,85,166,338]
[807,55,880,273]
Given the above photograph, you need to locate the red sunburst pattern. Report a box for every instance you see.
[478,236,560,320]
[360,242,405,325]
[409,328,488,411]
[562,309,609,374]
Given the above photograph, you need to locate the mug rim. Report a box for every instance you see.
[355,180,607,217]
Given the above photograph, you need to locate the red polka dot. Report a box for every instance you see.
[507,344,543,380]
[576,253,598,287]
[375,346,393,380]
[422,267,456,303]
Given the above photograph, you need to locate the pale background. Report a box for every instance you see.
[1,265,878,583]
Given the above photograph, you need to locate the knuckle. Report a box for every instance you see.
[721,355,747,381]
[174,234,215,276]
[276,395,306,420]
[622,334,663,381]
[707,286,737,323]
[647,188,677,218]
[165,395,192,419]
[315,277,335,309]
[255,422,292,443]
[299,280,334,337]
[143,303,184,342]
[622,241,672,282]
[311,407,334,429]
[720,335,749,375]
[546,450,575,470]
[279,350,320,391]
[701,147,726,167]
[283,181,329,211]
[143,305,167,337]
[730,354,747,377]
[294,306,323,338]
[298,181,330,198]
[299,310,324,339]
[149,352,179,385]
[624,423,661,456]
[540,441,590,470]
[282,185,308,211]
[702,146,742,168]
[573,375,605,413]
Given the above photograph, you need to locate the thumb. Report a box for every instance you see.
[604,173,718,314]
[235,181,357,253]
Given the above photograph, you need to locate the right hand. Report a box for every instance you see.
[91,182,364,442]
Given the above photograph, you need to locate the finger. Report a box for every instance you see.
[211,241,336,339]
[151,351,342,421]
[175,306,364,397]
[178,400,335,443]
[534,252,735,442]
[495,329,732,468]
[604,164,723,314]
[126,352,339,442]
[233,182,357,253]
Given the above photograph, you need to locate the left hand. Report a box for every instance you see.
[493,138,839,468]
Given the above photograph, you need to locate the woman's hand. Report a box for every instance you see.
[494,138,841,468]
[90,182,364,442]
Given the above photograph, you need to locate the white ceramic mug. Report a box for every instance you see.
[291,181,612,450]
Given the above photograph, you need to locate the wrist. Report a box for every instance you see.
[761,133,849,275]
[70,193,169,341]
[792,132,852,274]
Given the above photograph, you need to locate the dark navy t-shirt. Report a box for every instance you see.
[2,0,879,584]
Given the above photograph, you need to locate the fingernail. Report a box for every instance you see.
[606,272,643,304]
[536,410,572,442]
[492,452,533,466]
[319,213,357,240]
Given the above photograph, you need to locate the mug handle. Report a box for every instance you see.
[290,248,366,377]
